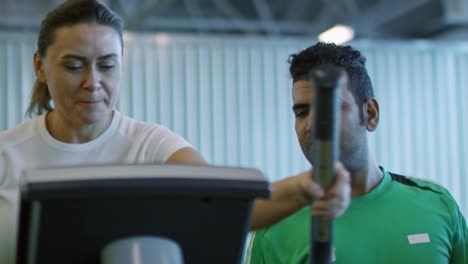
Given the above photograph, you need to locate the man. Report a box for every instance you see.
[247,42,468,263]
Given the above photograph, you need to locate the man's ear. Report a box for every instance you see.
[363,98,379,131]
[33,52,46,83]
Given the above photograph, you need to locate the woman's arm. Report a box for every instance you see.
[166,147,207,164]
[166,149,351,231]
[250,163,350,230]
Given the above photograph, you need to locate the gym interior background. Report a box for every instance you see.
[1,0,467,216]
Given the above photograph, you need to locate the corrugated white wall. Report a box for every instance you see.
[0,32,466,216]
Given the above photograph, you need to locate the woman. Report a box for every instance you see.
[0,0,350,263]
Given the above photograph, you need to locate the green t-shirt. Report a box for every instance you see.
[247,168,468,264]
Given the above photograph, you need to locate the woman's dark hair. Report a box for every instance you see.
[26,0,124,117]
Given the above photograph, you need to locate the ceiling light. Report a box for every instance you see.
[318,24,355,45]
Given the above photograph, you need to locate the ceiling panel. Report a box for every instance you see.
[0,0,467,40]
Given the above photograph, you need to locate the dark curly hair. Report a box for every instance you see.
[289,42,374,125]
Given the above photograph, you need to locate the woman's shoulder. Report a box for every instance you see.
[0,116,41,148]
[116,111,174,138]
[115,112,192,162]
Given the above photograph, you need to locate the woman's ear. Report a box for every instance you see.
[34,52,46,83]
[363,98,379,131]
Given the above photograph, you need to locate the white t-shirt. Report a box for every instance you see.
[0,110,193,263]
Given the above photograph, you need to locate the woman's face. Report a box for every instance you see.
[35,23,122,127]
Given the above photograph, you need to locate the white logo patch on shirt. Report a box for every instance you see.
[407,233,431,244]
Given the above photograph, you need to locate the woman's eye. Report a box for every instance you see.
[65,64,83,70]
[100,64,115,69]
[101,65,114,69]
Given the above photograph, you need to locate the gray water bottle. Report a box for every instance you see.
[100,236,184,264]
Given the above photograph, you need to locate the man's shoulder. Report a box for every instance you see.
[387,171,450,195]
[249,206,311,264]
[255,206,310,238]
[387,171,461,215]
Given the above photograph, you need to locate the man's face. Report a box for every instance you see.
[292,79,368,170]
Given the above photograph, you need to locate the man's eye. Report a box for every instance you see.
[295,110,309,118]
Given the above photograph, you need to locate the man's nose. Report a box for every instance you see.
[306,112,314,132]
